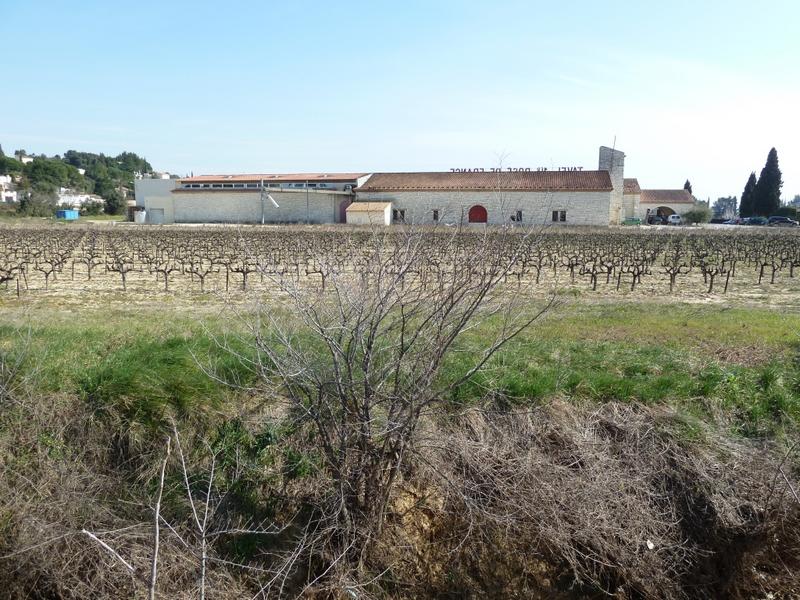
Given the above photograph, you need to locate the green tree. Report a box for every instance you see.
[81,200,104,216]
[774,205,799,219]
[711,196,737,219]
[682,206,712,224]
[739,172,757,217]
[683,179,693,195]
[86,161,109,181]
[115,151,152,175]
[23,157,88,192]
[0,156,23,175]
[752,148,782,216]
[102,188,125,215]
[17,185,57,217]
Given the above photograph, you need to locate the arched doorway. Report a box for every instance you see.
[468,205,488,223]
[648,206,675,224]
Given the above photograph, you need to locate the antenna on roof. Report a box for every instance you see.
[610,135,617,169]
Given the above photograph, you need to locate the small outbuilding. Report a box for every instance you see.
[345,201,392,226]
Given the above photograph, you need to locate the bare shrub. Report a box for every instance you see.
[228,223,555,594]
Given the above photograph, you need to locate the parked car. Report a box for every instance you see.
[744,216,768,226]
[722,217,744,225]
[767,216,799,227]
[667,214,682,225]
[647,215,666,225]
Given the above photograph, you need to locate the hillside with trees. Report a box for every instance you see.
[0,144,154,215]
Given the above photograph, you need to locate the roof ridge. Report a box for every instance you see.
[357,170,613,193]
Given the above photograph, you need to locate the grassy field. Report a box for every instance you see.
[0,205,126,224]
[3,298,797,438]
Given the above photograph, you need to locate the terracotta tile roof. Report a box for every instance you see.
[180,173,366,184]
[640,189,695,204]
[346,202,391,212]
[356,170,613,193]
[623,178,641,195]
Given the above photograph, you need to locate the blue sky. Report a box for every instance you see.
[3,0,799,201]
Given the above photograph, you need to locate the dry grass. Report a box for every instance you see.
[380,402,800,599]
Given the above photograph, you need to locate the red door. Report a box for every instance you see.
[468,205,488,223]
[339,200,351,223]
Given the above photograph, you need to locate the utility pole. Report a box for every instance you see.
[260,179,265,224]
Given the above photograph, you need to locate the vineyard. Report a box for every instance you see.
[1,225,800,301]
[1,223,800,599]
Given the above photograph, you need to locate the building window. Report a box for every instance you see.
[552,210,567,222]
[392,209,406,223]
[432,209,439,222]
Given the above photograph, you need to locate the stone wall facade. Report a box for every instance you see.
[622,193,640,220]
[145,190,351,224]
[353,189,612,226]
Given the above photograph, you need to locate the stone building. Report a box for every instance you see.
[354,146,626,227]
[134,146,645,227]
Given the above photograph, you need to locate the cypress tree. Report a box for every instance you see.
[753,148,782,216]
[739,172,757,217]
[683,179,693,195]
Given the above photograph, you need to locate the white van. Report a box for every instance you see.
[668,214,682,225]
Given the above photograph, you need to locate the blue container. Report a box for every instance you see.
[56,209,79,220]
